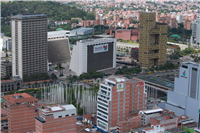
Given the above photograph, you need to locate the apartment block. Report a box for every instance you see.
[96,77,146,132]
[11,14,48,79]
[2,93,38,133]
[35,104,76,133]
[139,12,167,67]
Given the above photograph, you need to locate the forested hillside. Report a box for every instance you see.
[1,1,95,20]
[1,1,95,36]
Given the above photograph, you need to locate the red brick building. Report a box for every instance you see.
[117,115,141,133]
[115,29,140,42]
[2,93,38,133]
[35,104,76,133]
[97,77,146,132]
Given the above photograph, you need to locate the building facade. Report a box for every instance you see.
[96,77,146,132]
[11,14,48,79]
[139,12,167,67]
[1,75,23,92]
[35,104,76,133]
[47,38,71,64]
[158,62,200,123]
[191,18,200,47]
[70,38,116,76]
[2,93,38,133]
[1,60,12,78]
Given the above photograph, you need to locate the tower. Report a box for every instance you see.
[11,14,48,79]
[139,12,167,67]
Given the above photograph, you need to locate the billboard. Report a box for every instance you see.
[94,44,108,54]
[117,83,123,92]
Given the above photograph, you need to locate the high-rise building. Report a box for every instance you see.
[96,77,146,132]
[176,15,183,23]
[139,12,167,67]
[70,38,116,76]
[11,14,48,78]
[2,93,38,133]
[35,104,76,133]
[191,18,200,47]
[158,62,200,123]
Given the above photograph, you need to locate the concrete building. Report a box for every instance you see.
[70,38,116,76]
[139,12,167,67]
[136,76,174,99]
[47,38,71,64]
[150,109,178,130]
[48,30,70,39]
[1,36,12,51]
[176,15,183,23]
[1,75,23,92]
[11,14,48,79]
[139,108,163,126]
[191,18,200,47]
[158,62,200,123]
[96,77,146,132]
[142,124,165,133]
[1,60,12,78]
[70,27,94,35]
[2,93,38,133]
[35,104,76,133]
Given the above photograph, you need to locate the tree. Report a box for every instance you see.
[51,73,58,81]
[28,83,31,88]
[136,39,139,43]
[43,81,47,85]
[34,82,38,88]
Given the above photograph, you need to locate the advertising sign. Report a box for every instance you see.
[117,83,123,92]
[181,70,187,79]
[94,44,108,54]
[137,82,144,86]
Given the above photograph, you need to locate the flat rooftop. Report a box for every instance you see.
[41,104,76,113]
[3,93,38,104]
[136,76,174,90]
[12,14,46,19]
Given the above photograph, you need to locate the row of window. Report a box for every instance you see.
[58,113,75,118]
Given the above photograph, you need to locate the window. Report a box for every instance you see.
[65,114,69,117]
[58,116,62,118]
[71,113,75,116]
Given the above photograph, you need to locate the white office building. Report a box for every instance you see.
[70,38,116,76]
[159,62,200,123]
[191,18,200,47]
[176,15,183,23]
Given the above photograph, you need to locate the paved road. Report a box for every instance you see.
[136,70,179,77]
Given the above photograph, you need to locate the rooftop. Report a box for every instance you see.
[136,76,174,90]
[41,104,76,113]
[11,14,46,19]
[3,93,38,104]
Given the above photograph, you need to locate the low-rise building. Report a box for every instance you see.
[150,110,178,130]
[35,104,76,133]
[1,75,23,92]
[139,107,163,126]
[142,124,165,133]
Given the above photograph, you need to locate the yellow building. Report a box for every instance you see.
[139,12,167,67]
